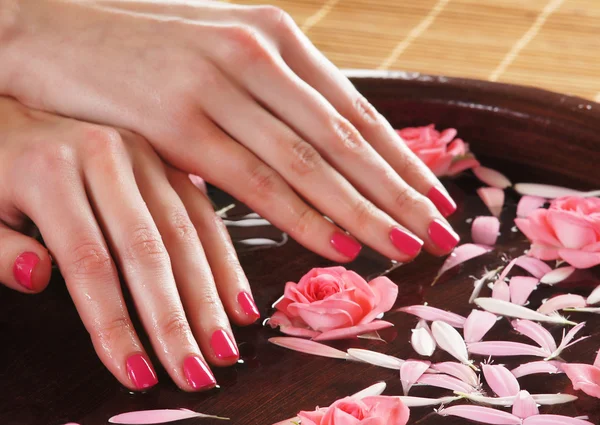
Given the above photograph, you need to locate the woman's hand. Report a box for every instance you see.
[0,97,258,391]
[0,0,459,264]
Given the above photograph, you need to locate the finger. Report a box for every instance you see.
[168,168,260,326]
[173,115,363,262]
[81,128,210,391]
[0,223,52,293]
[18,152,156,391]
[190,64,424,262]
[130,141,238,374]
[206,27,458,254]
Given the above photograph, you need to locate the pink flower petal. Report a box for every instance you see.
[595,350,600,368]
[513,183,585,199]
[108,409,226,424]
[417,373,475,393]
[468,341,550,357]
[537,294,587,315]
[268,337,348,360]
[523,415,594,425]
[528,244,561,261]
[431,321,470,365]
[396,305,467,328]
[464,310,498,343]
[511,319,556,354]
[514,256,553,279]
[448,156,481,175]
[350,382,388,399]
[398,396,461,407]
[558,249,600,269]
[482,364,520,397]
[517,196,547,218]
[509,277,539,306]
[347,348,404,370]
[472,217,500,246]
[555,322,588,354]
[411,320,436,357]
[477,187,505,218]
[512,390,539,419]
[475,297,576,325]
[435,243,493,283]
[357,275,399,324]
[432,362,480,387]
[438,405,522,425]
[587,285,600,305]
[313,320,394,341]
[492,279,511,302]
[473,166,512,189]
[401,360,431,395]
[511,361,564,378]
[540,266,576,285]
[188,174,207,193]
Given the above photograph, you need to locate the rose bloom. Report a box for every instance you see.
[515,196,600,269]
[298,396,409,425]
[269,267,398,341]
[396,124,479,177]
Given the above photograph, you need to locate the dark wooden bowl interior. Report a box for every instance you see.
[1,72,599,425]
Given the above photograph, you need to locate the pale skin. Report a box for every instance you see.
[0,0,460,391]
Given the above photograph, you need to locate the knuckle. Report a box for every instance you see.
[352,95,382,130]
[27,143,76,176]
[224,25,271,64]
[353,199,376,230]
[331,118,364,153]
[291,207,320,238]
[255,5,295,32]
[290,139,322,176]
[167,208,198,244]
[247,163,279,197]
[95,316,135,347]
[158,312,193,341]
[394,186,415,211]
[67,241,114,279]
[125,225,168,264]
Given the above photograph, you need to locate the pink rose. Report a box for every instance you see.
[298,396,409,425]
[269,267,398,341]
[396,124,479,177]
[515,196,600,269]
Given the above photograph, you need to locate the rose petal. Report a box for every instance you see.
[472,217,500,246]
[477,187,505,217]
[448,156,481,175]
[528,244,561,261]
[517,196,547,218]
[558,249,600,269]
[473,166,512,189]
[509,277,539,306]
[512,390,539,419]
[396,305,467,328]
[435,243,493,283]
[482,364,520,397]
[464,310,498,343]
[358,276,398,324]
[314,320,394,341]
[537,294,587,315]
[547,210,596,250]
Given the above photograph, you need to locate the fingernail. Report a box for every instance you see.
[428,219,460,252]
[330,232,362,260]
[237,291,260,320]
[126,354,158,390]
[210,330,239,360]
[184,355,216,390]
[389,227,423,257]
[13,252,39,290]
[427,186,457,217]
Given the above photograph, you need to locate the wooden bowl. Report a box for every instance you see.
[1,72,599,425]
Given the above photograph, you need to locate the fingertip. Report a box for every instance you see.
[13,250,51,293]
[30,251,53,292]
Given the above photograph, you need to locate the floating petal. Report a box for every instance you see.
[396,305,467,328]
[587,285,600,305]
[432,362,480,387]
[108,409,227,424]
[401,360,431,395]
[511,319,556,354]
[268,337,348,360]
[468,341,549,358]
[537,294,587,315]
[509,277,539,306]
[350,382,387,399]
[473,167,512,189]
[314,320,394,341]
[464,310,498,343]
[517,196,547,218]
[346,348,404,370]
[438,405,522,424]
[411,320,436,357]
[482,364,520,397]
[514,257,552,279]
[435,244,493,283]
[477,187,505,218]
[513,183,589,198]
[472,217,500,246]
[492,279,511,302]
[432,320,471,365]
[398,396,460,407]
[561,363,600,399]
[417,373,475,393]
[523,415,594,425]
[474,298,576,325]
[512,390,539,419]
[470,267,502,304]
[540,267,576,285]
[511,361,564,378]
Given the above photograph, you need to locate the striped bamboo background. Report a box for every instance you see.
[228,0,600,101]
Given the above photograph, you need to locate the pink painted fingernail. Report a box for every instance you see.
[126,354,158,390]
[330,232,362,260]
[427,186,457,217]
[211,330,239,360]
[184,355,216,390]
[389,227,423,257]
[13,252,39,290]
[237,291,260,321]
[428,219,460,252]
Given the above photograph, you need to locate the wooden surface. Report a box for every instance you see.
[229,0,600,101]
[1,73,599,425]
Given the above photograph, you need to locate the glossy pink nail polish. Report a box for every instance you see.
[126,354,158,390]
[427,186,457,217]
[184,356,216,390]
[210,330,239,360]
[237,291,260,320]
[330,232,362,260]
[13,252,39,290]
[389,227,423,257]
[428,219,460,252]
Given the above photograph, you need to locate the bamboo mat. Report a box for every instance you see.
[228,0,600,101]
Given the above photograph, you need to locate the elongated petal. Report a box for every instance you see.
[433,362,479,387]
[350,382,387,399]
[482,364,520,397]
[474,298,576,325]
[513,183,585,199]
[417,373,474,393]
[517,196,547,218]
[314,320,394,341]
[557,322,587,353]
[512,390,539,419]
[470,267,502,304]
[396,305,467,328]
[477,187,505,217]
[432,321,470,365]
[458,393,517,407]
[587,285,600,305]
[511,361,564,378]
[108,410,226,424]
[472,217,500,246]
[468,341,549,357]
[464,310,498,343]
[411,320,436,356]
[531,393,578,405]
[492,279,510,302]
[438,405,522,424]
[523,415,594,425]
[537,294,587,315]
[473,166,512,189]
[515,256,552,279]
[399,395,460,407]
[401,360,431,395]
[509,277,539,306]
[460,393,577,407]
[511,319,556,353]
[435,244,493,283]
[347,348,404,370]
[268,337,349,359]
[540,267,576,285]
